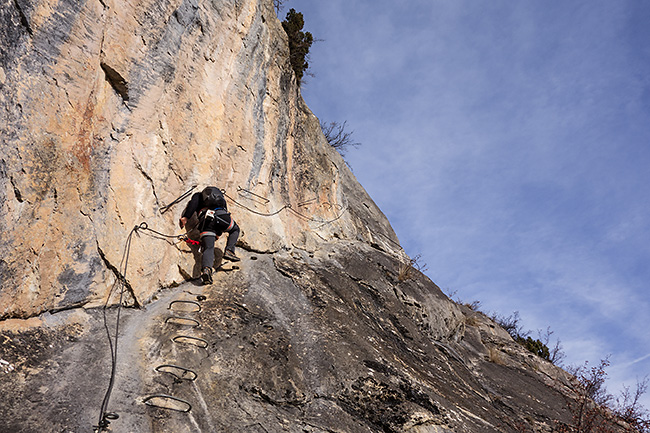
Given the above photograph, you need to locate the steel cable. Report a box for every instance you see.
[96,224,140,431]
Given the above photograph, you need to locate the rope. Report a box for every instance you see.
[136,222,184,240]
[372,230,404,250]
[228,187,400,249]
[96,223,143,431]
[224,192,291,217]
[134,221,200,247]
[163,185,347,227]
[95,222,190,432]
[236,186,270,204]
[167,185,396,248]
[160,185,197,214]
[287,205,348,225]
[225,189,348,225]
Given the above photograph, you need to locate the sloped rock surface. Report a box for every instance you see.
[1,242,582,432]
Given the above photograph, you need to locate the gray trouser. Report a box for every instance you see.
[200,220,240,269]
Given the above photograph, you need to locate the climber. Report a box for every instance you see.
[179,186,240,285]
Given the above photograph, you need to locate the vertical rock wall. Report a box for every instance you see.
[0,0,401,320]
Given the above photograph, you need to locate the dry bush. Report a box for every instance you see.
[320,120,361,155]
[488,346,506,365]
[398,254,428,282]
[557,359,650,432]
[464,314,479,327]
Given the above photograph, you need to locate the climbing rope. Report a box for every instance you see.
[227,186,403,251]
[95,222,193,432]
[288,205,348,226]
[224,191,291,217]
[160,185,197,214]
[236,186,269,204]
[133,221,200,248]
[159,184,348,228]
[96,223,142,432]
[224,187,348,225]
[136,222,183,241]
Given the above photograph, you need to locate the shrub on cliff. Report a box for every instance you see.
[559,359,650,432]
[515,335,551,360]
[491,311,564,363]
[282,8,313,85]
[320,120,361,156]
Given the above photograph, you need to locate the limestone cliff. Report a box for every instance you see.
[0,0,399,321]
[0,1,629,432]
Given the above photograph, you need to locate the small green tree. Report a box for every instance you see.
[282,8,313,85]
[491,311,562,363]
[515,336,551,361]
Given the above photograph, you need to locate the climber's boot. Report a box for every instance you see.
[223,249,240,262]
[201,267,213,285]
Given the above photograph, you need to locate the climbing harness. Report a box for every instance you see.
[198,208,232,236]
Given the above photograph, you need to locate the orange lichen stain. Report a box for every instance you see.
[72,90,97,172]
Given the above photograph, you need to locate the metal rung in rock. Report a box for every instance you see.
[155,364,198,381]
[168,300,201,313]
[165,316,201,327]
[143,394,192,412]
[172,335,209,349]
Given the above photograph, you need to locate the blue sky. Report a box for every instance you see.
[285,0,650,408]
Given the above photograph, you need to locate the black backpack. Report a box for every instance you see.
[201,187,227,210]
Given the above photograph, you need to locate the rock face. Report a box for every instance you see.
[0,1,628,432]
[1,242,582,433]
[1,0,399,321]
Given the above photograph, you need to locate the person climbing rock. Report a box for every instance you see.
[179,186,241,285]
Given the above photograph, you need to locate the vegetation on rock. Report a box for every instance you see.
[282,8,313,85]
[558,359,650,432]
[491,310,564,364]
[320,120,361,156]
